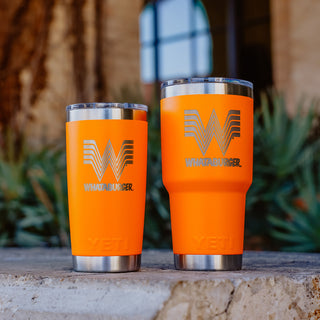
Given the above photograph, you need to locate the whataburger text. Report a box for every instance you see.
[185,157,241,167]
[84,183,133,191]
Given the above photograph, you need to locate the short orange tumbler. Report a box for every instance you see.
[66,103,148,272]
[161,78,253,270]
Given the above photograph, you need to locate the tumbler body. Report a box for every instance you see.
[66,103,148,272]
[161,78,253,270]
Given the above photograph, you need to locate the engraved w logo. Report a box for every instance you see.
[184,109,240,156]
[83,140,134,182]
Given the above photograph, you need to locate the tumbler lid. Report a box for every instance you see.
[161,77,253,99]
[161,77,253,89]
[66,102,148,112]
[66,102,148,122]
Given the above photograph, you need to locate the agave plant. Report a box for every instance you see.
[143,104,171,248]
[257,92,316,177]
[0,157,31,245]
[24,146,69,247]
[245,91,319,249]
[268,160,320,251]
[0,134,69,247]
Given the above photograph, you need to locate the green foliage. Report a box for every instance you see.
[0,155,31,246]
[268,161,320,252]
[246,91,320,250]
[26,147,69,246]
[0,138,69,247]
[143,105,171,248]
[256,92,315,177]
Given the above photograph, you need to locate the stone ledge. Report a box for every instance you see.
[0,249,319,319]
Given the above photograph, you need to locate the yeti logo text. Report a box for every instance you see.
[83,140,133,182]
[184,109,240,156]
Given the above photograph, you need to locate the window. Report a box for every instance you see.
[140,0,212,83]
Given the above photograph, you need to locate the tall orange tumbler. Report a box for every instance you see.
[161,78,253,270]
[66,103,148,272]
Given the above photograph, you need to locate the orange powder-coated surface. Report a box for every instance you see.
[66,119,148,256]
[161,94,253,255]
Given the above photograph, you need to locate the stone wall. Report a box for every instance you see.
[0,0,143,149]
[271,0,320,112]
[3,0,319,147]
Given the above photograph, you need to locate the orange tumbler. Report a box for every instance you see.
[161,78,253,270]
[66,103,148,272]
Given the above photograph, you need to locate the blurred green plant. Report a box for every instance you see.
[245,90,320,250]
[268,160,320,251]
[143,104,171,248]
[26,147,69,246]
[0,130,69,247]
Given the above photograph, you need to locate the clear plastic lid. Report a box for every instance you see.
[66,102,148,112]
[161,77,253,90]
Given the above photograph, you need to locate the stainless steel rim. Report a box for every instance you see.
[66,102,148,122]
[161,77,253,99]
[73,254,141,272]
[174,254,242,271]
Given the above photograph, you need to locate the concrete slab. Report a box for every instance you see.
[0,249,319,319]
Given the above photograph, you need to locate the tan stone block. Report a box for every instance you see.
[156,280,234,320]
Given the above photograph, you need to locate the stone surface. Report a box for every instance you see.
[271,0,320,112]
[0,249,319,319]
[1,0,144,149]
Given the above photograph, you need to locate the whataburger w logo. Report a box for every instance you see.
[83,140,134,182]
[184,109,240,156]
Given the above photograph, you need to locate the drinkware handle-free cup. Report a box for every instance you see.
[66,103,148,272]
[161,78,253,270]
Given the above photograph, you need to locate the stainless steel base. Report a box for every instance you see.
[73,255,141,272]
[174,254,242,271]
